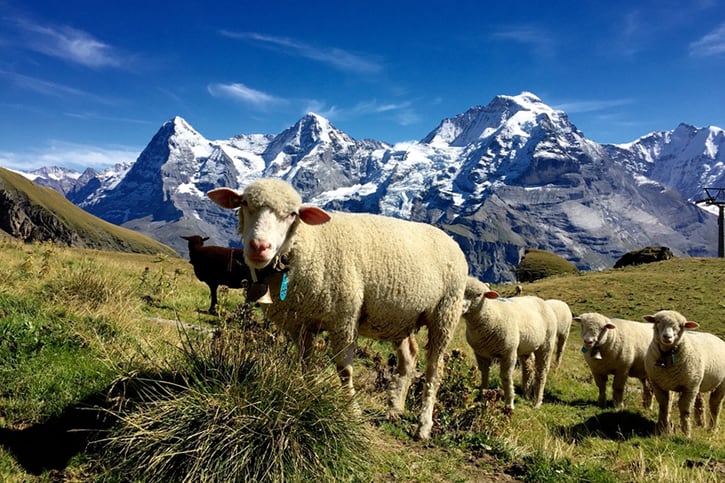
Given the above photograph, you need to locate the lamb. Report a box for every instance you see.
[643,310,725,436]
[461,277,558,409]
[545,299,572,370]
[573,312,653,410]
[181,235,252,314]
[207,178,469,440]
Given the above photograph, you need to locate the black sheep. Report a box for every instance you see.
[181,235,252,314]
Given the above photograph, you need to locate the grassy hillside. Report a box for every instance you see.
[0,239,723,481]
[0,167,177,256]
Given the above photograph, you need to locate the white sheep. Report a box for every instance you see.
[573,312,653,410]
[207,178,469,440]
[462,277,558,409]
[643,310,725,436]
[545,299,572,370]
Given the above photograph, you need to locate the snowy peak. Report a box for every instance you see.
[268,112,354,153]
[422,91,571,147]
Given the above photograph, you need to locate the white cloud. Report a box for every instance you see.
[220,31,382,73]
[553,98,635,114]
[14,18,123,68]
[690,22,725,56]
[489,25,557,57]
[207,82,284,108]
[0,141,140,172]
[0,70,112,103]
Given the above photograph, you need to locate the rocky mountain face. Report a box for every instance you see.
[0,177,81,245]
[0,167,176,255]
[28,92,722,282]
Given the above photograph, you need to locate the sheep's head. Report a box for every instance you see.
[573,313,616,350]
[643,310,698,350]
[462,277,498,314]
[207,178,331,269]
[181,235,209,248]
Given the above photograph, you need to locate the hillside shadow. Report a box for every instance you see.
[552,410,656,442]
[0,392,115,475]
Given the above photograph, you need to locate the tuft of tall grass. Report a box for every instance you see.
[99,303,374,482]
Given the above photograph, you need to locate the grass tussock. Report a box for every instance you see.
[99,304,374,482]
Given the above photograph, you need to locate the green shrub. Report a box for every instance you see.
[516,249,579,282]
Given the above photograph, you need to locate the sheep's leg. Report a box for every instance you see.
[532,347,551,409]
[554,334,566,370]
[677,390,698,437]
[286,323,318,373]
[208,283,219,314]
[519,354,534,399]
[612,371,627,410]
[641,377,653,410]
[328,327,357,397]
[708,384,725,431]
[694,392,705,427]
[499,352,518,410]
[388,336,419,417]
[475,353,492,393]
[653,385,671,435]
[593,373,609,408]
[416,306,459,440]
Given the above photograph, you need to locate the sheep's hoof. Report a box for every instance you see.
[386,409,402,421]
[415,424,432,441]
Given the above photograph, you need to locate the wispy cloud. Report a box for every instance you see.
[0,70,118,105]
[207,82,284,108]
[489,25,557,57]
[303,98,420,128]
[690,22,725,56]
[13,18,123,68]
[553,98,635,114]
[220,31,382,74]
[0,141,140,172]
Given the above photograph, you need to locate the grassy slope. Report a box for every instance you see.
[0,168,177,256]
[0,239,723,481]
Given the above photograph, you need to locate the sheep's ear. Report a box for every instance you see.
[684,321,699,330]
[207,188,244,209]
[484,290,499,299]
[643,315,656,324]
[573,316,582,324]
[605,323,616,330]
[299,205,331,225]
[202,237,210,242]
[181,235,190,240]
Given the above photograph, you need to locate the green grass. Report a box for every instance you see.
[0,238,724,481]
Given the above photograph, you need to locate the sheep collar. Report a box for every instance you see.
[655,345,680,368]
[247,254,291,304]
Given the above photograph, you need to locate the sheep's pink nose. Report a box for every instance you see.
[248,239,272,255]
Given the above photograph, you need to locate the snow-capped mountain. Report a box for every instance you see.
[28,92,721,282]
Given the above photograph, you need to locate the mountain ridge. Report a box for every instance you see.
[24,92,722,282]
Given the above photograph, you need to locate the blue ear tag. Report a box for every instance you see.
[581,346,588,353]
[280,273,288,301]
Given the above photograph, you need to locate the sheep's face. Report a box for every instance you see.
[574,313,615,349]
[207,179,331,270]
[644,310,699,349]
[462,277,497,315]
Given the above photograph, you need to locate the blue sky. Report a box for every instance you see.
[1,0,724,172]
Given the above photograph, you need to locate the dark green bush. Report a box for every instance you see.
[516,249,579,282]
